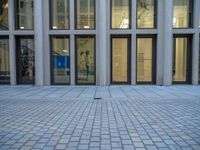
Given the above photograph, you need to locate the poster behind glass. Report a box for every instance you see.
[76,36,95,84]
[0,0,8,30]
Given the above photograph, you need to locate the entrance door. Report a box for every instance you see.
[111,36,131,84]
[16,36,35,84]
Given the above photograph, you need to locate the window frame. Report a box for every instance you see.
[74,0,96,30]
[136,0,157,29]
[49,0,70,30]
[110,0,132,30]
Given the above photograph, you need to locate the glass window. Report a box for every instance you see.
[51,36,70,85]
[15,0,34,30]
[137,0,156,28]
[173,36,192,83]
[16,37,35,84]
[111,0,130,29]
[111,37,130,83]
[137,37,155,83]
[75,0,95,29]
[50,0,69,29]
[76,36,95,84]
[0,37,10,84]
[0,0,8,30]
[173,0,193,28]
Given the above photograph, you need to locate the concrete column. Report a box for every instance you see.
[34,0,44,86]
[163,0,173,85]
[8,0,16,85]
[192,0,200,84]
[98,0,107,86]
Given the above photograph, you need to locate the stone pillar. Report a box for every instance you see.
[34,0,44,86]
[98,0,107,85]
[163,0,173,85]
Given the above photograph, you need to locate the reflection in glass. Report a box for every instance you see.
[173,37,187,82]
[0,0,8,30]
[137,0,155,28]
[76,36,95,84]
[173,0,191,28]
[51,36,70,84]
[137,38,153,82]
[0,38,10,84]
[76,0,95,29]
[16,0,34,30]
[17,38,35,84]
[50,0,69,29]
[111,0,130,29]
[112,37,128,83]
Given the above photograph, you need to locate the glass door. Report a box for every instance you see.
[111,36,130,84]
[16,36,35,84]
[136,35,156,84]
[173,35,192,84]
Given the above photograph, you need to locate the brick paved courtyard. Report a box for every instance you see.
[0,86,200,150]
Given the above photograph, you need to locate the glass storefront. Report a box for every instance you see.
[173,36,191,83]
[16,37,35,84]
[75,36,95,84]
[111,36,130,84]
[0,0,8,30]
[75,0,95,29]
[137,0,156,28]
[136,36,155,83]
[15,0,34,30]
[51,36,70,85]
[50,0,69,30]
[111,0,130,29]
[173,0,193,28]
[0,37,10,84]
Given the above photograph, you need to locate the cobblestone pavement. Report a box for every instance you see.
[0,86,200,150]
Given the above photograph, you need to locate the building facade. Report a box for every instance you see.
[0,0,200,86]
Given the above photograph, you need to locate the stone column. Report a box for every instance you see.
[98,0,107,85]
[163,0,173,85]
[34,0,44,86]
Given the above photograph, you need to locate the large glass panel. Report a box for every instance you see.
[0,0,8,30]
[173,0,192,28]
[76,0,95,29]
[112,37,129,83]
[137,0,155,28]
[15,0,34,30]
[16,37,35,84]
[51,36,70,84]
[76,36,95,84]
[0,37,10,84]
[111,0,130,29]
[173,37,188,82]
[137,37,153,82]
[50,0,69,29]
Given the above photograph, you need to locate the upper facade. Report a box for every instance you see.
[0,0,200,85]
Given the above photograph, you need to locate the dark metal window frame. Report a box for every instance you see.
[110,35,131,85]
[74,0,96,30]
[49,0,70,30]
[136,35,157,84]
[50,35,71,85]
[173,0,194,29]
[75,35,96,85]
[16,35,35,85]
[0,36,10,84]
[110,0,132,30]
[172,34,193,84]
[14,0,34,30]
[136,0,157,29]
